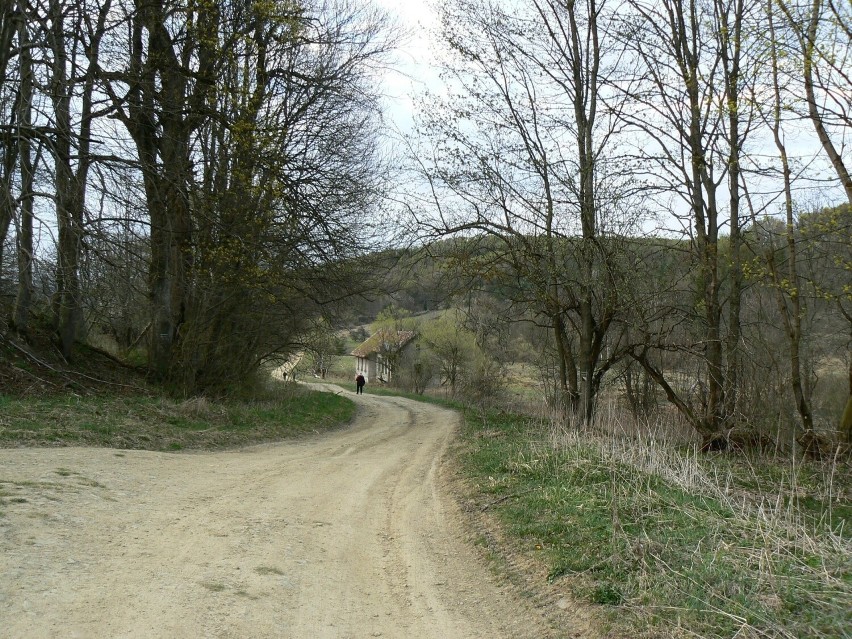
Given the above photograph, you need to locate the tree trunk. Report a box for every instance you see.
[579,295,597,424]
[692,116,725,442]
[50,0,85,358]
[124,0,197,381]
[766,0,816,443]
[569,0,604,427]
[793,0,852,438]
[631,349,706,436]
[720,0,745,429]
[11,5,33,333]
[554,313,579,415]
[0,2,17,280]
[683,0,725,442]
[841,360,852,444]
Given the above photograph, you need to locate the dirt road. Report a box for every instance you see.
[0,386,551,638]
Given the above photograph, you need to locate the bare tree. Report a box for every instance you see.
[410,0,639,424]
[615,0,762,445]
[717,0,762,425]
[775,0,852,439]
[41,0,111,357]
[741,0,817,450]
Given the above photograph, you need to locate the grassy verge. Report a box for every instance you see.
[457,409,851,638]
[0,382,355,451]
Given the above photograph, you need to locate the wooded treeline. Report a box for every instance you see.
[403,0,851,450]
[0,0,392,393]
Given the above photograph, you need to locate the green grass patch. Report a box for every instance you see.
[457,410,852,639]
[0,382,355,451]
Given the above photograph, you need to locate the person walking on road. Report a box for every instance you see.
[355,373,366,394]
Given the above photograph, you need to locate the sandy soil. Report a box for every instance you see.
[0,386,553,638]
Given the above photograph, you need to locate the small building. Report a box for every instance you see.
[351,329,416,383]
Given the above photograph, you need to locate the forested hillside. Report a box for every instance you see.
[338,213,851,454]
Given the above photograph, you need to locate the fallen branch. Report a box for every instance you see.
[480,488,537,512]
[4,337,63,375]
[2,335,147,392]
[10,363,61,389]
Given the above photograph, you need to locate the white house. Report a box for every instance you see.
[351,329,417,383]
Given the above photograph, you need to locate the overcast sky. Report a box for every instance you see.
[372,0,442,135]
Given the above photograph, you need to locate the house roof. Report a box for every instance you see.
[351,329,416,357]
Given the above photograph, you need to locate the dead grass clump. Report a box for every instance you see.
[176,396,223,420]
[490,405,852,637]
